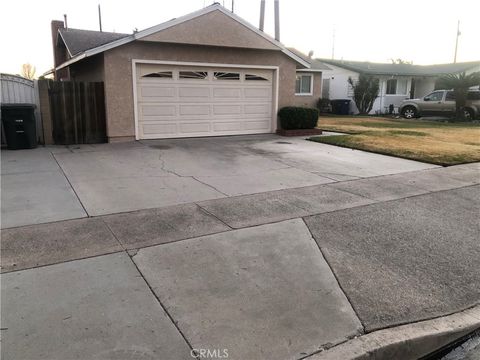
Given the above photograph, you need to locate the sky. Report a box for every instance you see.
[1,0,479,76]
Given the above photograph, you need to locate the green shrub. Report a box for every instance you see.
[278,107,319,130]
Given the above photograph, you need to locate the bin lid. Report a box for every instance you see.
[1,103,36,109]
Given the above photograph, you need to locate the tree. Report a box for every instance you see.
[348,74,380,115]
[21,63,36,80]
[436,71,480,120]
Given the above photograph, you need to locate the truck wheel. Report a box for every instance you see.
[401,106,417,119]
[463,108,474,120]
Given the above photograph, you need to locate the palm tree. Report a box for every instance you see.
[436,72,480,120]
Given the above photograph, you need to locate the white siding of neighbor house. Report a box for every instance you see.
[377,75,412,113]
[321,64,413,114]
[317,62,480,114]
[414,77,436,98]
[321,64,359,100]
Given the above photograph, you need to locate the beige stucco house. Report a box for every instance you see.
[51,4,327,142]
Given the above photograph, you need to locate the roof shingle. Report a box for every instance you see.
[59,28,130,56]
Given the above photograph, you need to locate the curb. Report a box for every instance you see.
[306,305,480,360]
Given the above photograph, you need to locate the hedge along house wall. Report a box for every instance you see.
[278,107,319,129]
[0,74,43,144]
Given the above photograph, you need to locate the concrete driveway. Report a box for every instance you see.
[1,134,438,227]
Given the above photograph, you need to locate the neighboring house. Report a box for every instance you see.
[50,4,325,142]
[316,59,480,115]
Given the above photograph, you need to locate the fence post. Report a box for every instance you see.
[37,80,54,145]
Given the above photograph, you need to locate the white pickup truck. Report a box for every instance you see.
[399,90,480,120]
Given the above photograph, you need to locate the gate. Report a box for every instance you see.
[49,81,106,144]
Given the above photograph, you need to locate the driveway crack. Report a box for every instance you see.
[51,151,90,217]
[191,176,229,196]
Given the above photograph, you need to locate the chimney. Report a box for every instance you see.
[259,0,265,32]
[51,19,69,80]
[51,20,64,68]
[63,14,68,29]
[274,0,280,41]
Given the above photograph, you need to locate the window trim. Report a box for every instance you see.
[385,79,397,95]
[385,78,409,96]
[295,73,314,96]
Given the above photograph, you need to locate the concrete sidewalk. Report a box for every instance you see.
[1,163,479,359]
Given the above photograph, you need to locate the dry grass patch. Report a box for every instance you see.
[311,117,480,165]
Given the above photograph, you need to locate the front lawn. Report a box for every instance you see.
[310,116,480,165]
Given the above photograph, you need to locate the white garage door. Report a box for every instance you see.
[135,63,275,139]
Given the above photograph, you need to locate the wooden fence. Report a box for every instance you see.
[49,81,106,144]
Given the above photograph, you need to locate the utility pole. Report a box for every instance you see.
[454,20,461,63]
[274,0,280,41]
[98,4,103,32]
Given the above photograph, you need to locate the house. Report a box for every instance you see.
[50,4,326,142]
[316,59,480,115]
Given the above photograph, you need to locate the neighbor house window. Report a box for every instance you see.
[386,79,397,94]
[179,71,208,79]
[396,79,407,95]
[295,74,313,95]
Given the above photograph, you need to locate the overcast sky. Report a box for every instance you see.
[1,0,479,76]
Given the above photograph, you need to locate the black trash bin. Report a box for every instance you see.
[1,104,37,150]
[330,99,351,115]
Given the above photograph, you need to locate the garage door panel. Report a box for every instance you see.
[213,88,242,98]
[212,121,244,132]
[142,123,177,135]
[244,88,270,98]
[213,104,242,115]
[244,120,271,130]
[178,122,211,133]
[141,105,176,117]
[140,86,176,98]
[136,64,274,139]
[244,104,271,115]
[178,87,210,98]
[179,104,210,116]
